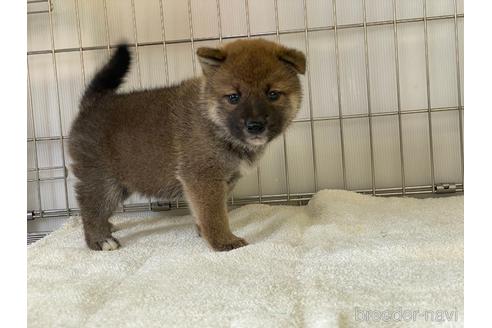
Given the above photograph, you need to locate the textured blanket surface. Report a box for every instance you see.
[28,190,463,327]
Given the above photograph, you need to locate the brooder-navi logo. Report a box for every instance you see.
[354,307,459,323]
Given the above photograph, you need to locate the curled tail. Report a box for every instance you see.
[81,44,131,106]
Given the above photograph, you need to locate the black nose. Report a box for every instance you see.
[246,120,265,134]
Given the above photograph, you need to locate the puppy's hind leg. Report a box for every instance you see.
[76,176,129,251]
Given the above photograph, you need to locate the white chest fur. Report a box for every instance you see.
[238,158,259,176]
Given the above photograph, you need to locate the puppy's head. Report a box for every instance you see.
[197,39,306,148]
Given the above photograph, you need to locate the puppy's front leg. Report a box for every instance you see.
[181,178,248,251]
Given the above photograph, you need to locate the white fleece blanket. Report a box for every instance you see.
[28,190,463,327]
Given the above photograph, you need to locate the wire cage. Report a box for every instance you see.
[27,0,464,242]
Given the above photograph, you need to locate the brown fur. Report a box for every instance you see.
[68,39,306,251]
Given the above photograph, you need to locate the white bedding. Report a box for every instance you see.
[28,190,463,327]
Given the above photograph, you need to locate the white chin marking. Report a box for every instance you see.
[247,137,267,146]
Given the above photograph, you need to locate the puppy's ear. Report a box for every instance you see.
[278,47,306,75]
[196,47,226,76]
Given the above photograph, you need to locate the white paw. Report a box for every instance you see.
[100,238,120,251]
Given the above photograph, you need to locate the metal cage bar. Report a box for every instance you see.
[158,0,170,86]
[362,0,377,195]
[392,0,407,195]
[29,182,463,220]
[215,0,223,43]
[102,0,112,56]
[186,0,197,75]
[27,13,464,56]
[130,0,143,89]
[46,0,70,214]
[423,0,436,193]
[453,0,464,185]
[74,0,86,86]
[273,0,291,201]
[301,0,319,193]
[27,14,463,56]
[27,65,43,217]
[244,0,251,38]
[331,0,348,189]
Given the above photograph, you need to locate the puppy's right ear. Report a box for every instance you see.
[277,47,306,75]
[196,47,226,76]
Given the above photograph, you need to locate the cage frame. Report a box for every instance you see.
[27,0,464,225]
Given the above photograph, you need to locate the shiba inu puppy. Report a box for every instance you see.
[69,39,305,251]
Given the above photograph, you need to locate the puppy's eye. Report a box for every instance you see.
[267,90,280,101]
[226,93,241,105]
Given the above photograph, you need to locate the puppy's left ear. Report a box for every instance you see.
[278,47,306,75]
[196,47,226,76]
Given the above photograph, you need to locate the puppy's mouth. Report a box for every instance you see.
[245,134,268,146]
